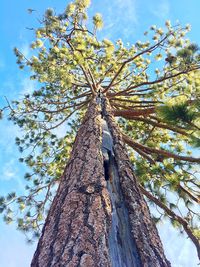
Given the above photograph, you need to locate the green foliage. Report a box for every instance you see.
[157,103,197,124]
[193,228,200,239]
[190,136,200,147]
[1,1,200,244]
[75,0,91,8]
[177,43,200,64]
[93,13,103,30]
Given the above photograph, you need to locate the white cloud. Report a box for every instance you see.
[104,22,115,31]
[20,77,36,95]
[1,159,17,181]
[116,0,138,24]
[151,0,170,20]
[20,43,31,59]
[0,157,26,194]
[3,169,16,180]
[99,0,138,39]
[52,123,68,138]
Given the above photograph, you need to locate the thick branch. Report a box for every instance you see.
[112,102,155,110]
[123,134,200,163]
[114,115,190,137]
[139,185,200,260]
[80,66,96,95]
[113,107,155,117]
[67,40,96,95]
[111,98,162,104]
[132,146,156,164]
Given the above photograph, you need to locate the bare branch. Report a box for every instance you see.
[123,134,200,163]
[139,185,200,260]
[113,107,155,117]
[43,101,89,131]
[114,115,190,137]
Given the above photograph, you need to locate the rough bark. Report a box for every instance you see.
[31,99,112,267]
[103,97,171,267]
[31,96,171,267]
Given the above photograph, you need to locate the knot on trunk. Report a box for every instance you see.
[77,183,104,194]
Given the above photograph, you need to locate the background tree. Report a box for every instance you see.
[0,0,200,265]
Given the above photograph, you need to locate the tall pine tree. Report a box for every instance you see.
[1,1,200,266]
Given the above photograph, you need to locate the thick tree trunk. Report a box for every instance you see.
[31,97,170,267]
[31,100,112,266]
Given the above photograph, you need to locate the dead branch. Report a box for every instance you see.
[139,185,200,260]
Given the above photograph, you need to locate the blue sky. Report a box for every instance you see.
[0,0,199,266]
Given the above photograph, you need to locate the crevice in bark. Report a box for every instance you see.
[101,98,142,267]
[31,96,171,267]
[107,155,143,267]
[102,97,171,267]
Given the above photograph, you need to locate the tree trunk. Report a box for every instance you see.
[103,98,171,267]
[31,97,171,267]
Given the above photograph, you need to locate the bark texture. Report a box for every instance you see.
[31,96,171,267]
[31,99,112,267]
[103,98,171,267]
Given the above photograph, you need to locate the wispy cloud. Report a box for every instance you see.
[99,0,138,40]
[20,43,31,58]
[0,223,35,267]
[52,123,68,138]
[3,169,16,180]
[20,77,36,95]
[151,0,170,20]
[116,0,138,24]
[0,156,26,194]
[1,159,18,181]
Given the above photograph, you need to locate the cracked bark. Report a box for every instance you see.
[31,97,170,267]
[31,99,112,267]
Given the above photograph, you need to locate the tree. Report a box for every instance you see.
[0,0,200,265]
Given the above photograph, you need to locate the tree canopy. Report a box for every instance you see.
[0,0,199,257]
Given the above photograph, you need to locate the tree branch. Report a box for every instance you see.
[179,184,200,204]
[103,34,170,94]
[123,134,200,163]
[112,66,199,97]
[113,107,155,117]
[132,146,156,164]
[139,185,200,260]
[110,98,162,104]
[114,115,190,137]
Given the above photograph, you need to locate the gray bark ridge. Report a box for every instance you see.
[101,106,142,267]
[103,97,171,267]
